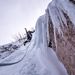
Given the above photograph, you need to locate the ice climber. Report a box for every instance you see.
[24,28,34,45]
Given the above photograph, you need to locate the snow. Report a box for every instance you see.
[0,0,68,75]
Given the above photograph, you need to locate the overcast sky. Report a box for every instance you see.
[0,0,52,45]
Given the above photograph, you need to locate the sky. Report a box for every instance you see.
[0,0,52,45]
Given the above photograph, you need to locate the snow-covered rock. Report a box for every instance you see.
[46,0,75,75]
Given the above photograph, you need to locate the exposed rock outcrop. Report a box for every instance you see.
[46,0,75,75]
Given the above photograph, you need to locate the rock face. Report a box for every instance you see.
[46,0,75,75]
